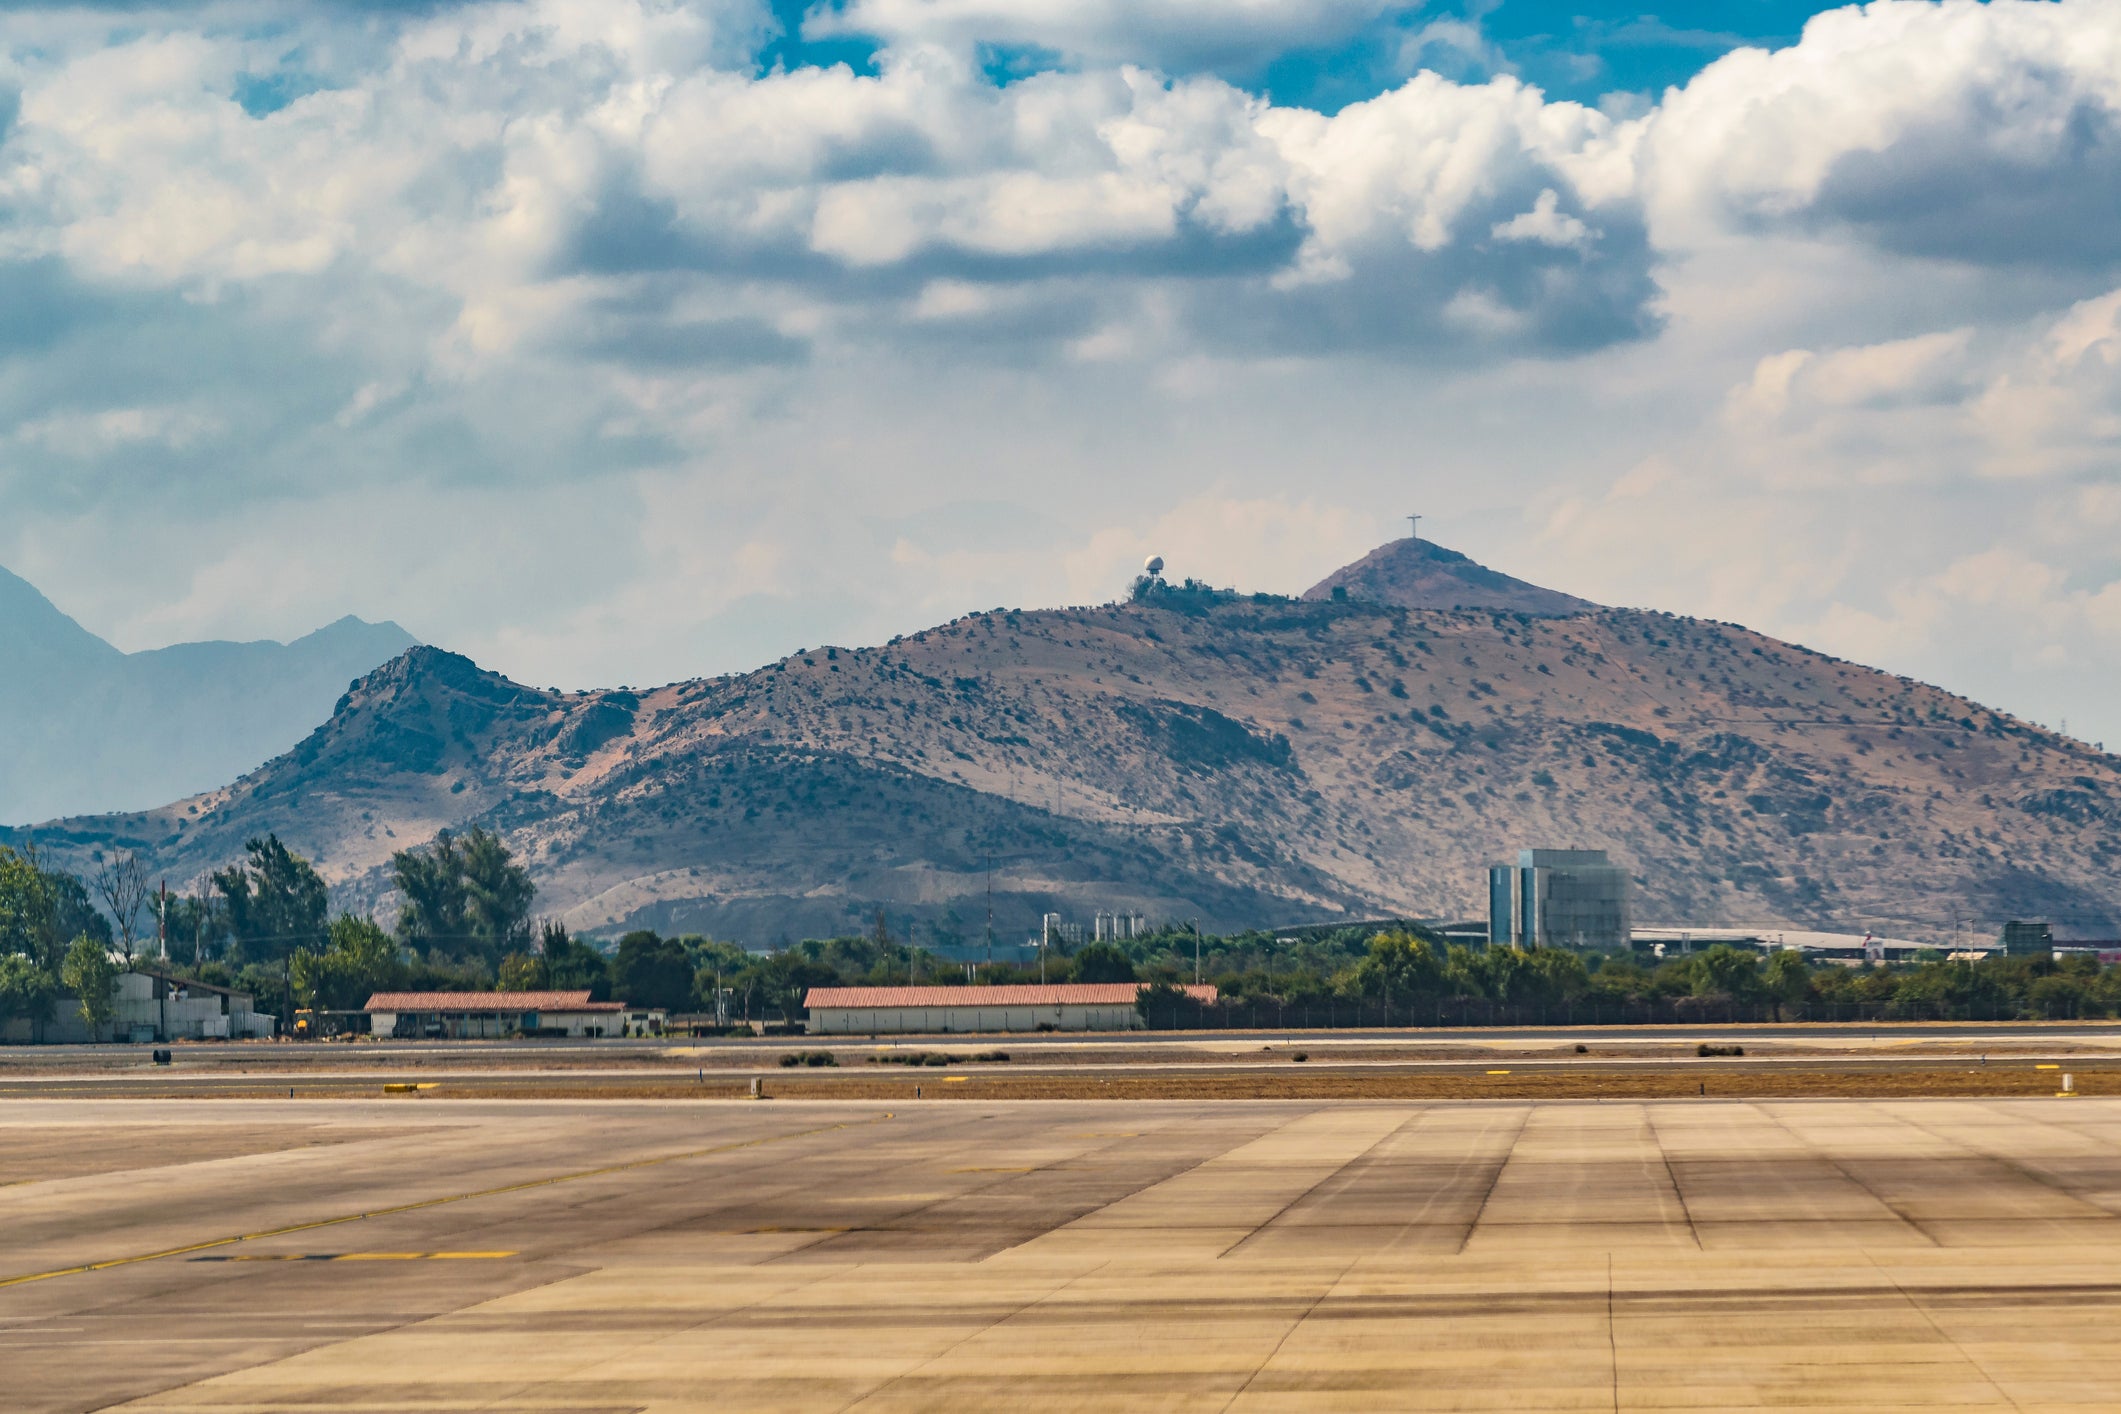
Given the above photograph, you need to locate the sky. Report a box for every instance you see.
[2,0,2120,746]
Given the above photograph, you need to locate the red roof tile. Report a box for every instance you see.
[803,984,1217,1009]
[362,991,625,1013]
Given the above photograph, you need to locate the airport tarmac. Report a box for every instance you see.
[8,1096,2121,1411]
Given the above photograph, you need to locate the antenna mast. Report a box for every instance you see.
[1407,513,1421,545]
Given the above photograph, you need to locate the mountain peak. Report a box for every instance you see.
[0,565,428,823]
[0,562,122,664]
[1303,538,1597,617]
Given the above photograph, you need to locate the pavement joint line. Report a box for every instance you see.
[0,1113,888,1292]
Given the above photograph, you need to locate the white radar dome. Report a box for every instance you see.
[1144,555,1165,576]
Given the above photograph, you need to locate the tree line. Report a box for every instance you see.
[647,922,2121,1029]
[14,829,2121,1036]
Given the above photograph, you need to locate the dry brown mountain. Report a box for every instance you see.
[1304,537,1595,616]
[17,539,2121,946]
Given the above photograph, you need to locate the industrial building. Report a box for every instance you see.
[1489,848,1631,950]
[804,983,1218,1035]
[2001,920,2055,957]
[364,990,635,1039]
[0,968,274,1044]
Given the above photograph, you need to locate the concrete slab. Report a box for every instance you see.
[8,1098,2121,1410]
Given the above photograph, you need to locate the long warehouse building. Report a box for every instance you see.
[805,983,1217,1034]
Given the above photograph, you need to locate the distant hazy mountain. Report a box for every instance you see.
[0,565,416,824]
[26,541,2121,946]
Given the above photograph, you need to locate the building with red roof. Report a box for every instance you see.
[803,982,1216,1035]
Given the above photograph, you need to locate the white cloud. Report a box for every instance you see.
[8,0,2121,754]
[1492,189,1590,247]
[1643,0,2121,267]
[13,405,221,457]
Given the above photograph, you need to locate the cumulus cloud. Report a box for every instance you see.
[5,0,2121,751]
[1645,0,2121,271]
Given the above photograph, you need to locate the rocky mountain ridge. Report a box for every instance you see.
[15,539,2119,946]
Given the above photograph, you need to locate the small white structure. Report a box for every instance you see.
[804,983,1217,1035]
[117,971,275,1042]
[364,990,632,1039]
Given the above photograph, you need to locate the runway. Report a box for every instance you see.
[9,1096,2121,1410]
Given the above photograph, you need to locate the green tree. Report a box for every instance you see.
[538,921,610,998]
[0,846,58,967]
[290,914,405,1011]
[1070,941,1137,983]
[61,934,118,1039]
[1762,950,1812,1021]
[391,827,534,964]
[1134,979,1210,1029]
[2026,973,2087,1020]
[0,952,57,1037]
[610,930,695,1011]
[1344,930,1444,1004]
[212,835,328,962]
[0,847,107,972]
[497,952,548,991]
[1519,948,1591,1005]
[46,868,112,957]
[1688,945,1764,1004]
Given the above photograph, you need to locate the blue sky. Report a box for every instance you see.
[757,0,1846,109]
[1,0,2120,753]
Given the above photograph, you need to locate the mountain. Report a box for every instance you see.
[15,543,2121,946]
[1304,536,1596,616]
[0,565,417,824]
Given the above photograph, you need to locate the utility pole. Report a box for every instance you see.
[157,879,167,962]
[1193,919,1202,986]
[985,859,994,972]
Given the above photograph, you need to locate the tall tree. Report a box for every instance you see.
[391,828,534,965]
[211,835,329,963]
[60,935,118,1039]
[537,920,609,998]
[90,850,151,964]
[290,913,404,1011]
[1070,941,1136,983]
[610,931,694,1011]
[0,847,109,972]
[0,846,57,968]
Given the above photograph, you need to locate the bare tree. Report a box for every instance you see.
[91,851,151,965]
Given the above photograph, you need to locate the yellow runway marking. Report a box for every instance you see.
[189,1251,517,1263]
[0,1115,886,1292]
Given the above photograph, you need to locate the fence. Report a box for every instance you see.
[1134,994,2080,1030]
